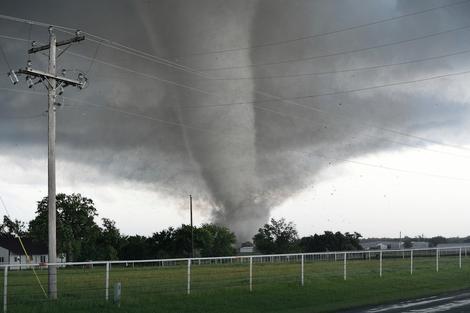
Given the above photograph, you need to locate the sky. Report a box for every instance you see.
[1,0,470,241]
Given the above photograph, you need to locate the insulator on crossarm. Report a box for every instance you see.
[8,70,19,85]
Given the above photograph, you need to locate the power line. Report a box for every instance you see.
[168,0,470,58]
[199,23,470,72]
[2,83,470,183]
[58,98,470,184]
[3,83,470,163]
[85,43,101,74]
[0,112,46,120]
[2,18,470,154]
[0,195,48,298]
[0,44,11,69]
[206,47,470,81]
[2,32,470,155]
[180,67,470,109]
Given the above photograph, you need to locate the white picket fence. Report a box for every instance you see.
[1,246,469,312]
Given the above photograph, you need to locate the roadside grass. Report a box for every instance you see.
[2,254,470,312]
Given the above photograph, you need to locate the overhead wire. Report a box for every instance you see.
[206,46,470,81]
[0,44,12,69]
[58,97,470,184]
[2,12,470,164]
[2,83,468,184]
[166,0,470,58]
[0,196,48,298]
[198,23,470,72]
[1,29,470,155]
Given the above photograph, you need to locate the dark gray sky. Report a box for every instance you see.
[1,0,470,240]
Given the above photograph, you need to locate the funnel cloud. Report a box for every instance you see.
[1,0,470,240]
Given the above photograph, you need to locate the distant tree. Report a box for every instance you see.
[119,235,151,260]
[97,218,121,260]
[199,224,236,257]
[0,216,27,237]
[149,227,178,258]
[299,231,362,252]
[253,218,299,254]
[403,236,413,249]
[429,236,447,247]
[146,223,236,258]
[29,193,101,261]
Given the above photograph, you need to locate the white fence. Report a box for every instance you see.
[1,246,469,312]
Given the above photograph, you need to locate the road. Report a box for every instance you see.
[342,291,470,313]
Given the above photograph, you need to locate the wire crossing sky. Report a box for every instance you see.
[1,0,470,240]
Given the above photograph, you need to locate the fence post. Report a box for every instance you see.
[301,254,304,286]
[249,257,253,292]
[410,250,413,275]
[3,266,7,313]
[460,248,462,269]
[436,248,439,272]
[105,262,110,301]
[379,251,383,277]
[187,259,191,295]
[343,252,347,281]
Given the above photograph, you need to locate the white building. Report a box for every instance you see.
[411,241,429,249]
[0,235,65,269]
[239,242,255,254]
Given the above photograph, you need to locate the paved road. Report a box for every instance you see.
[342,291,470,313]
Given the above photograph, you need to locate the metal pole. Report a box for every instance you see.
[190,195,194,258]
[105,262,110,301]
[187,259,191,295]
[249,257,253,292]
[301,254,304,286]
[436,248,439,272]
[460,248,462,269]
[47,26,58,300]
[410,250,413,275]
[3,267,7,313]
[379,251,383,277]
[343,252,347,280]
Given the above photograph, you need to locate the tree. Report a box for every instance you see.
[299,231,362,252]
[199,224,236,257]
[29,193,101,261]
[118,235,151,260]
[429,236,447,247]
[403,236,413,249]
[0,216,27,237]
[97,218,121,260]
[253,218,299,254]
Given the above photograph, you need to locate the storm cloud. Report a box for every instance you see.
[1,0,470,240]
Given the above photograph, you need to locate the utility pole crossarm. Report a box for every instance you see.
[17,68,84,88]
[6,26,88,300]
[28,34,85,54]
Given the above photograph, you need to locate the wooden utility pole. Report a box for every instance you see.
[47,27,58,300]
[10,26,86,299]
[190,195,194,258]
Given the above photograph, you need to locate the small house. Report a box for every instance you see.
[0,235,65,269]
[239,241,255,254]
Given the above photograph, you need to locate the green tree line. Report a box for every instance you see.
[1,193,365,261]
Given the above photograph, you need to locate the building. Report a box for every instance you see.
[0,235,65,269]
[239,242,255,254]
[361,241,403,250]
[410,241,429,249]
[436,243,468,249]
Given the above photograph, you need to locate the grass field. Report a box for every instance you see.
[2,253,470,313]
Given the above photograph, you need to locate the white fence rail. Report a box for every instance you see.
[0,246,469,312]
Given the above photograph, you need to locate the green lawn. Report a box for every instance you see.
[3,253,470,313]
